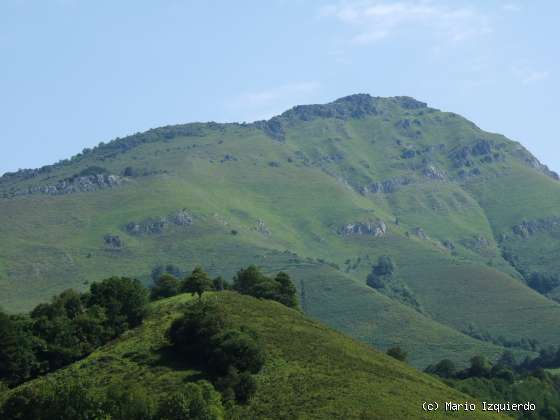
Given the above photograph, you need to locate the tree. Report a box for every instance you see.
[88,277,149,334]
[497,350,517,368]
[182,267,213,299]
[150,274,180,300]
[232,266,265,295]
[387,346,407,362]
[168,300,227,361]
[0,312,39,385]
[274,272,298,308]
[151,264,184,282]
[375,256,395,276]
[468,355,492,378]
[425,359,456,378]
[233,266,298,308]
[209,329,265,375]
[366,256,395,290]
[212,276,227,291]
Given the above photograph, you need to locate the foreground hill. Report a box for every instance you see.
[1,94,559,367]
[0,292,504,419]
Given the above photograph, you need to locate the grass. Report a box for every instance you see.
[1,94,559,369]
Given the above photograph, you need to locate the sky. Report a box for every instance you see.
[0,0,558,175]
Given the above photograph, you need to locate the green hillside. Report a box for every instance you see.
[0,292,505,419]
[1,94,559,368]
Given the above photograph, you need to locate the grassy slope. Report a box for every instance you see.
[0,292,505,419]
[1,95,559,367]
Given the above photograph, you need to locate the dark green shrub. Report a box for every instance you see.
[88,277,149,333]
[387,346,407,362]
[209,329,265,375]
[150,274,180,300]
[156,382,224,420]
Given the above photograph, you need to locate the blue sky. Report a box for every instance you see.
[1,0,558,174]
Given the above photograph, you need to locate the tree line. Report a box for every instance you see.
[425,349,560,420]
[1,265,298,419]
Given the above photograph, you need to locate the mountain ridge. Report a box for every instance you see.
[1,93,560,368]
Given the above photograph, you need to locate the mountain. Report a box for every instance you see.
[1,94,560,367]
[0,292,504,419]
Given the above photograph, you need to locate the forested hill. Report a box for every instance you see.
[2,94,560,369]
[0,290,505,419]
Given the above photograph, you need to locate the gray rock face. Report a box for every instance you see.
[104,234,123,249]
[255,219,271,237]
[441,240,455,250]
[6,174,125,198]
[512,217,560,238]
[411,227,428,240]
[169,209,194,226]
[339,220,387,237]
[460,235,491,250]
[125,209,193,235]
[471,139,493,156]
[423,165,446,180]
[360,177,412,194]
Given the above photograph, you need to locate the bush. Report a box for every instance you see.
[150,274,180,300]
[425,359,456,378]
[167,300,227,362]
[468,355,492,378]
[0,375,104,420]
[156,382,224,420]
[167,300,265,405]
[387,346,407,362]
[88,277,149,333]
[102,382,157,420]
[151,264,184,282]
[215,368,257,404]
[212,276,227,291]
[0,312,39,385]
[209,329,265,375]
[233,266,298,308]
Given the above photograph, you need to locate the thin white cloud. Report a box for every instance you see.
[228,81,321,122]
[502,3,522,12]
[319,1,492,45]
[513,67,550,85]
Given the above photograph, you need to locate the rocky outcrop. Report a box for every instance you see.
[460,235,491,250]
[512,217,560,238]
[359,177,412,194]
[394,96,428,110]
[125,209,193,235]
[471,139,493,156]
[104,234,123,249]
[220,154,238,163]
[410,227,428,240]
[450,139,503,170]
[423,165,446,180]
[524,156,560,180]
[339,219,387,237]
[441,240,455,250]
[255,219,271,237]
[4,174,125,198]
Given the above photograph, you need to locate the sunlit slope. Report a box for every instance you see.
[1,94,559,366]
[0,292,506,419]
